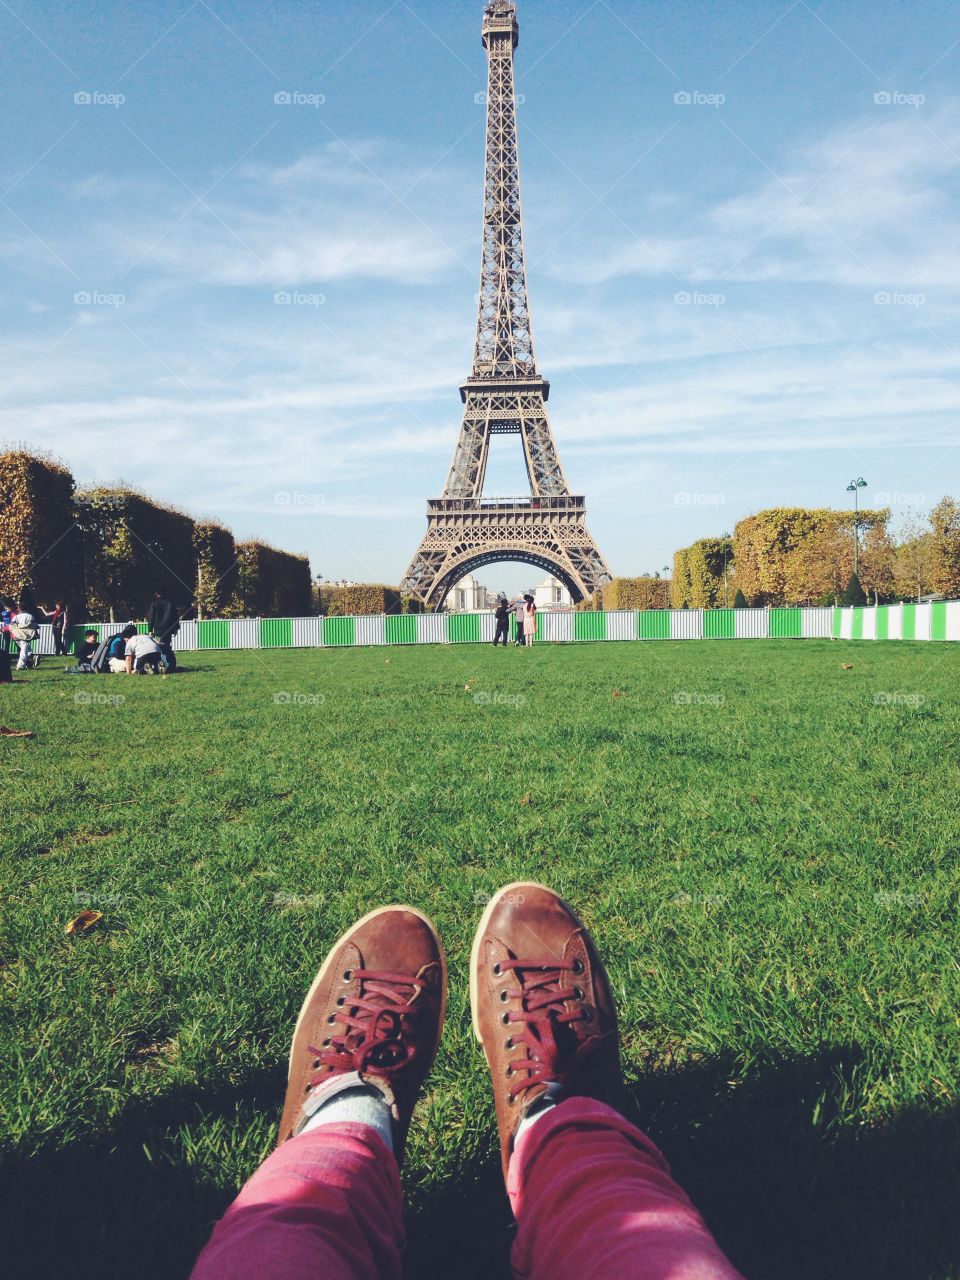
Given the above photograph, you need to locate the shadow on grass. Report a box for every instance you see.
[2,1049,957,1280]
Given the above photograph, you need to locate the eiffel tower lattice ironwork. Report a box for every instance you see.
[401,0,612,608]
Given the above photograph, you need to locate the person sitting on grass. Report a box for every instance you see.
[121,625,162,675]
[106,632,127,673]
[190,882,744,1280]
[64,630,99,674]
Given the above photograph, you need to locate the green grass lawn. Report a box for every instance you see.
[2,638,959,1280]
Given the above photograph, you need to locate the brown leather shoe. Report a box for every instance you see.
[470,881,621,1179]
[277,905,447,1159]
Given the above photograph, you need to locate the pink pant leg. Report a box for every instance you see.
[191,1123,404,1280]
[508,1098,744,1280]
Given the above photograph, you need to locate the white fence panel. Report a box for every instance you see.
[174,621,198,651]
[229,619,259,649]
[541,612,574,642]
[887,605,902,640]
[416,614,447,645]
[604,611,636,641]
[914,602,932,640]
[479,612,497,642]
[947,602,960,641]
[736,610,768,638]
[801,608,832,638]
[355,615,386,647]
[862,609,877,640]
[292,617,324,648]
[839,610,853,639]
[34,624,55,654]
[670,610,704,640]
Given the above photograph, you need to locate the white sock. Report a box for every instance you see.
[299,1079,395,1152]
[516,1082,567,1141]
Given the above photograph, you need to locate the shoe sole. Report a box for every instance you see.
[286,903,449,1087]
[469,879,584,1044]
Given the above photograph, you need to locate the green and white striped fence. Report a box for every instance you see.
[832,600,960,642]
[32,602,959,655]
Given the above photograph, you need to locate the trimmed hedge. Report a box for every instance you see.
[234,541,312,617]
[194,522,238,618]
[316,584,403,616]
[602,576,670,611]
[0,450,83,607]
[75,487,196,619]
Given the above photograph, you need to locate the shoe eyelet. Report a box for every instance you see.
[581,1008,592,1021]
[572,958,584,975]
[505,1065,513,1078]
[504,1037,513,1049]
[501,1011,510,1025]
[322,1038,331,1047]
[499,989,509,1002]
[573,986,584,1001]
[336,996,345,1006]
[492,962,501,976]
[327,1014,337,1025]
[312,1058,321,1068]
[342,970,353,982]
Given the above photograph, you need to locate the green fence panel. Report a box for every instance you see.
[832,608,843,638]
[876,606,889,640]
[575,611,606,641]
[639,610,671,640]
[323,616,355,647]
[704,609,735,639]
[851,608,864,640]
[769,607,802,638]
[448,613,481,643]
[199,620,230,649]
[902,604,916,640]
[260,618,292,648]
[385,614,417,645]
[931,601,947,641]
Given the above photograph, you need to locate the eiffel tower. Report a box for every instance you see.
[402,0,611,608]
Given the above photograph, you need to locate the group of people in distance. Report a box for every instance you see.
[66,587,181,676]
[494,593,537,646]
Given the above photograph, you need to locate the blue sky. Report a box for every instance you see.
[2,0,959,596]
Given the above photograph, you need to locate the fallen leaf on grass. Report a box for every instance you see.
[841,663,854,670]
[65,910,102,936]
[520,794,532,805]
[611,689,625,699]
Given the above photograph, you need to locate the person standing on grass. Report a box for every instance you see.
[522,593,536,646]
[50,600,68,656]
[190,882,744,1280]
[148,586,179,673]
[514,596,526,645]
[493,595,510,646]
[10,601,40,670]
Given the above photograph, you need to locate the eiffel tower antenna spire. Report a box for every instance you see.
[402,1,611,607]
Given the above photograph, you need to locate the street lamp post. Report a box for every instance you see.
[846,477,867,578]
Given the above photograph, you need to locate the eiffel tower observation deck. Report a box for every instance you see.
[402,1,612,608]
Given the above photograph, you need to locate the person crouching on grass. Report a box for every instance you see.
[121,625,162,675]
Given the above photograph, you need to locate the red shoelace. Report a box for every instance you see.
[498,958,602,1102]
[308,968,426,1086]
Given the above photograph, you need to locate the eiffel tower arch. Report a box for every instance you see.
[402,0,611,609]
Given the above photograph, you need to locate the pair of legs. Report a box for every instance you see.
[133,653,162,674]
[493,622,510,646]
[155,638,177,671]
[16,639,36,669]
[192,883,743,1280]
